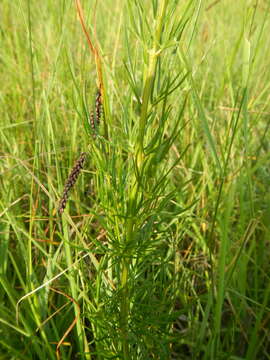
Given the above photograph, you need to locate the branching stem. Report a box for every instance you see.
[120,1,169,358]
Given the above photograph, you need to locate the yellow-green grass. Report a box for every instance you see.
[1,0,270,359]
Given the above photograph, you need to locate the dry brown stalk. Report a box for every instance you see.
[75,0,104,95]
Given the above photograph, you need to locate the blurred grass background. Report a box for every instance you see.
[1,0,270,359]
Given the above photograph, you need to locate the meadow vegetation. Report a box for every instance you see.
[0,0,270,359]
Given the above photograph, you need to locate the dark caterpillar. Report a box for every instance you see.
[58,89,102,214]
[95,88,102,127]
[88,89,103,136]
[58,152,87,214]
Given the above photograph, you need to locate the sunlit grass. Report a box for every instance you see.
[1,0,270,359]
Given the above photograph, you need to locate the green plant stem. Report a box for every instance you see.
[137,0,169,168]
[119,2,170,358]
[63,217,91,360]
[26,0,37,124]
[120,259,130,358]
[120,186,135,358]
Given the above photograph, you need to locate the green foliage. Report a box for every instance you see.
[1,0,270,359]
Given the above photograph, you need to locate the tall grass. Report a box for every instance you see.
[1,0,270,359]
